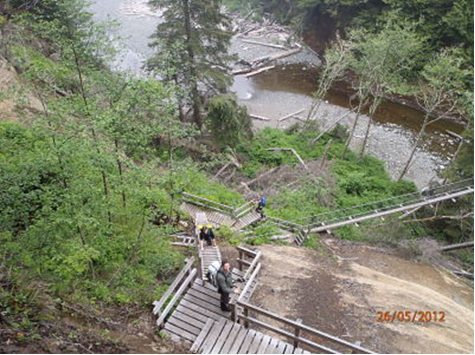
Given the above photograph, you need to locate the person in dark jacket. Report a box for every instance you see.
[199,226,216,250]
[216,260,240,312]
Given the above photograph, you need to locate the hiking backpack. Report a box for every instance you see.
[260,197,266,207]
[207,260,221,288]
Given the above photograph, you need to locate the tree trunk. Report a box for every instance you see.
[360,97,381,158]
[114,139,127,208]
[342,99,364,159]
[182,0,202,129]
[398,119,428,180]
[72,45,112,223]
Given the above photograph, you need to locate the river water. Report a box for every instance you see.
[89,0,464,189]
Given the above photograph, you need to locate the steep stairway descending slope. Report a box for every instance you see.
[200,245,221,281]
[181,202,235,227]
[163,271,259,346]
[231,210,262,231]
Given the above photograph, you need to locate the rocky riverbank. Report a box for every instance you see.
[227,14,458,188]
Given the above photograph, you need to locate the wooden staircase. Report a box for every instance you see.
[200,245,221,281]
[181,202,235,227]
[232,211,262,230]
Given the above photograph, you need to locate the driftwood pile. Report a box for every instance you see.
[231,13,304,77]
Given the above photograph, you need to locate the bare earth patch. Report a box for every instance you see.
[250,241,474,354]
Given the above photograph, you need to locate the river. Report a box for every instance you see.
[89,0,464,189]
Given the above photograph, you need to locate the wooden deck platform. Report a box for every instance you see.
[163,270,258,347]
[190,318,311,354]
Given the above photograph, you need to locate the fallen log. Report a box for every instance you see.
[453,271,474,279]
[241,39,288,50]
[438,242,474,252]
[266,148,309,172]
[232,68,251,75]
[309,110,353,145]
[213,163,230,180]
[247,167,278,186]
[244,65,275,78]
[278,108,305,122]
[249,113,271,121]
[263,47,301,61]
[293,115,307,122]
[250,47,302,67]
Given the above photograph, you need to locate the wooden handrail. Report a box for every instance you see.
[243,250,262,280]
[234,206,254,219]
[182,192,235,212]
[237,245,259,257]
[236,300,375,354]
[238,315,339,354]
[266,216,303,228]
[234,200,254,213]
[155,268,197,328]
[237,262,261,304]
[152,257,194,315]
[185,199,234,216]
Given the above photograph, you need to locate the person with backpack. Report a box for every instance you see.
[199,225,216,251]
[207,260,221,288]
[216,260,240,312]
[255,196,266,218]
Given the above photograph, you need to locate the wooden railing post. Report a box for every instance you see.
[294,318,302,349]
[230,302,237,322]
[238,250,244,271]
[243,307,249,328]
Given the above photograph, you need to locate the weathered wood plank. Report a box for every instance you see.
[174,304,208,324]
[284,343,295,354]
[238,329,257,354]
[191,283,221,300]
[156,268,197,327]
[190,318,214,352]
[256,334,272,354]
[201,318,227,353]
[220,323,243,354]
[167,315,201,336]
[265,338,280,354]
[210,320,234,354]
[274,341,288,354]
[164,322,196,342]
[247,332,264,354]
[293,347,304,354]
[152,257,194,315]
[228,327,249,354]
[179,299,223,322]
[183,293,229,318]
[186,289,223,311]
[171,309,205,329]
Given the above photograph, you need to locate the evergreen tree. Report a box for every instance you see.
[148,0,234,129]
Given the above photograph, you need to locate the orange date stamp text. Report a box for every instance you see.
[376,311,446,322]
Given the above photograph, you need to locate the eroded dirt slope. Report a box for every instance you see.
[250,241,474,354]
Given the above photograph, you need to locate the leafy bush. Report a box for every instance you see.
[207,95,253,149]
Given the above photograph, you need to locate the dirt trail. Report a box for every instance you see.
[251,241,474,354]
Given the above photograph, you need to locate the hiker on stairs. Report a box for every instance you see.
[255,196,266,218]
[199,225,216,251]
[216,260,240,312]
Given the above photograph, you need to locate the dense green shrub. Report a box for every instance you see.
[207,95,253,149]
